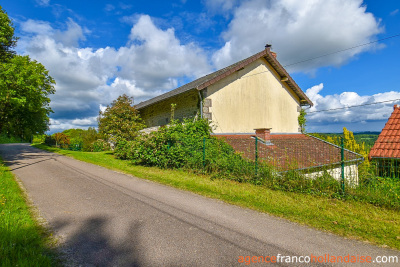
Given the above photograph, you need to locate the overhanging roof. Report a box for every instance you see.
[369,105,400,159]
[135,47,313,110]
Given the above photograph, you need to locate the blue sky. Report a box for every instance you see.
[3,0,400,133]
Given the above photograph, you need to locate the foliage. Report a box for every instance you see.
[54,133,70,149]
[114,118,342,191]
[0,7,55,140]
[0,132,23,144]
[92,139,110,152]
[32,134,46,144]
[114,118,212,168]
[62,128,85,145]
[0,5,17,62]
[43,128,111,152]
[298,108,307,133]
[0,55,55,139]
[82,127,101,151]
[98,94,145,142]
[311,128,372,179]
[44,135,56,146]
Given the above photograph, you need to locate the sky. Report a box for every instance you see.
[2,0,400,133]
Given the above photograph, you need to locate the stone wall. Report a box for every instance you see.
[139,89,200,128]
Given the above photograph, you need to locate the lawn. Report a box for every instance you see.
[33,144,400,251]
[0,157,60,266]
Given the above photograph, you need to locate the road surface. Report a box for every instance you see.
[0,143,399,266]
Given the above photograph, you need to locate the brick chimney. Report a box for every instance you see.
[265,44,277,58]
[394,104,398,110]
[254,128,271,141]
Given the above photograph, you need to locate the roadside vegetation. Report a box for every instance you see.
[0,5,55,141]
[0,158,60,266]
[0,133,24,144]
[33,143,400,250]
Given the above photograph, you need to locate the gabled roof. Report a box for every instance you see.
[135,47,313,110]
[369,105,400,159]
[216,134,362,171]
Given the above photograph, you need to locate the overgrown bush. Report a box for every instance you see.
[348,176,400,210]
[115,118,274,183]
[44,135,56,146]
[115,119,392,203]
[32,134,45,144]
[0,132,23,144]
[92,139,110,152]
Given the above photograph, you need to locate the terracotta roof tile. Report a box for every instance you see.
[370,105,400,159]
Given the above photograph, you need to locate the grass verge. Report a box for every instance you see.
[0,157,61,266]
[33,144,400,250]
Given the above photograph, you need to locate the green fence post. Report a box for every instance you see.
[255,137,258,177]
[167,140,170,151]
[203,137,206,168]
[341,137,345,195]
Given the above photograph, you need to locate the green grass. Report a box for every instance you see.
[0,157,61,266]
[33,144,400,250]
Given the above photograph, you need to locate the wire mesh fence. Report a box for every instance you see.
[217,134,364,185]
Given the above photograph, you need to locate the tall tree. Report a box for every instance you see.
[98,94,145,141]
[0,6,55,139]
[0,5,17,62]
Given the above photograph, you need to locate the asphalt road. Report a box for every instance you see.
[0,143,399,266]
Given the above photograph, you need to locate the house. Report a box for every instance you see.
[135,45,362,182]
[135,45,313,134]
[369,105,400,178]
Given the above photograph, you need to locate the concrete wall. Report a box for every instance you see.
[139,90,199,128]
[304,165,359,186]
[205,58,301,134]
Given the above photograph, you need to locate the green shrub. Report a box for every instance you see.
[92,139,110,152]
[44,135,56,146]
[349,176,400,209]
[0,133,23,144]
[32,134,46,144]
[114,119,275,183]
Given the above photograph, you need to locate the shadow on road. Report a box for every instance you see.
[0,143,60,171]
[52,216,145,267]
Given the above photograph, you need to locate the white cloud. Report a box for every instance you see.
[18,15,211,132]
[305,83,400,132]
[104,4,115,12]
[212,0,383,73]
[36,0,50,6]
[204,0,239,15]
[390,9,399,16]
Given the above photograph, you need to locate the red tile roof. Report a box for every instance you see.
[369,105,400,159]
[215,134,362,171]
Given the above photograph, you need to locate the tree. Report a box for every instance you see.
[298,108,307,133]
[0,55,55,138]
[0,6,55,139]
[0,5,17,62]
[98,94,145,141]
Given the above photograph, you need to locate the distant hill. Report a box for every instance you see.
[311,132,380,151]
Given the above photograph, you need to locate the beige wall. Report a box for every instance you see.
[206,58,301,133]
[139,90,199,128]
[304,165,359,186]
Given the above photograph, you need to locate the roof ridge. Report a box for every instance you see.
[135,47,313,110]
